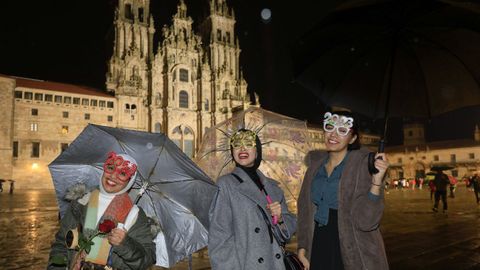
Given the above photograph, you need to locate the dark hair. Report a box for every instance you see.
[330,110,361,150]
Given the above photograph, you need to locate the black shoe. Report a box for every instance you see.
[432,208,438,212]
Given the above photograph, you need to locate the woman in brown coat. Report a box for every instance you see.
[297,111,389,270]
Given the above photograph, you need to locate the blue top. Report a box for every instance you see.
[311,153,349,226]
[311,152,382,226]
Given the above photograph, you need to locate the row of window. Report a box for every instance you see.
[30,108,105,121]
[12,141,68,158]
[28,116,113,132]
[396,153,476,164]
[15,91,114,108]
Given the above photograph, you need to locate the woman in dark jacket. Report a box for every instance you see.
[297,111,389,270]
[208,129,296,270]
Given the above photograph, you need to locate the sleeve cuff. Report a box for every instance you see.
[368,191,381,202]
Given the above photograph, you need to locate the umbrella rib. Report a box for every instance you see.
[147,179,199,186]
[144,190,161,221]
[402,38,433,119]
[262,140,311,155]
[261,160,297,200]
[217,158,234,179]
[146,138,167,183]
[326,37,389,109]
[406,28,480,88]
[197,148,230,160]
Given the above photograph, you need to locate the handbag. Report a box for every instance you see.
[283,250,304,270]
[256,205,305,270]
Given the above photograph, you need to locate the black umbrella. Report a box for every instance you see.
[293,0,480,153]
[430,165,455,171]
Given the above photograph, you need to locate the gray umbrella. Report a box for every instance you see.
[48,124,217,268]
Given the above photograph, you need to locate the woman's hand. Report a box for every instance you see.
[266,201,282,220]
[372,153,389,185]
[298,249,310,270]
[108,228,127,246]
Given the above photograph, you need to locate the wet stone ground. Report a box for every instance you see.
[1,186,480,269]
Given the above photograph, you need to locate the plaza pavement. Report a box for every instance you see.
[1,185,480,269]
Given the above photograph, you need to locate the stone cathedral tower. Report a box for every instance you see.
[199,0,249,120]
[107,0,251,158]
[106,0,155,131]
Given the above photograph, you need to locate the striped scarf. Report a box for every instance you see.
[83,189,133,265]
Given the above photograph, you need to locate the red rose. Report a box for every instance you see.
[98,219,116,234]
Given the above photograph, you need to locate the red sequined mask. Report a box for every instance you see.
[103,151,137,182]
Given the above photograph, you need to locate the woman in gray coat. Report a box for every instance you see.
[297,111,389,270]
[208,129,296,270]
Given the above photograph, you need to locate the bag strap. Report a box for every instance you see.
[234,172,285,248]
[257,204,286,249]
[232,173,243,183]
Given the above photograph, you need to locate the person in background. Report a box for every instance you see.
[432,170,450,214]
[471,173,480,204]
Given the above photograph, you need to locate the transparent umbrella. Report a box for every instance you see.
[195,107,312,210]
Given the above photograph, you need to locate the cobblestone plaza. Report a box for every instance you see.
[1,186,480,269]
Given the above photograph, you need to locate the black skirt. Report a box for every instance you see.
[310,209,344,270]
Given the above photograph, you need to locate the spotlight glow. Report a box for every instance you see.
[261,8,272,22]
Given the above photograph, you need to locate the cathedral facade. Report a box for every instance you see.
[106,0,250,157]
[0,0,251,189]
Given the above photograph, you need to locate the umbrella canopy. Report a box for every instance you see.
[49,124,217,268]
[195,107,311,210]
[293,0,480,121]
[430,165,455,171]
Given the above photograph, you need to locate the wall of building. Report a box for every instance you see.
[0,77,15,181]
[387,145,480,180]
[10,85,117,189]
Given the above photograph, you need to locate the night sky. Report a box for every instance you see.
[1,0,479,146]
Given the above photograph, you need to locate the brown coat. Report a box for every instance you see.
[297,148,389,270]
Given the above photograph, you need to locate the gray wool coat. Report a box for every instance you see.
[297,148,389,270]
[208,167,297,270]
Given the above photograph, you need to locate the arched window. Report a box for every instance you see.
[125,104,130,109]
[183,127,195,158]
[179,69,189,82]
[179,91,189,108]
[171,125,195,158]
[154,122,162,133]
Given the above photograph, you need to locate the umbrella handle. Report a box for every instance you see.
[265,195,278,225]
[368,139,386,175]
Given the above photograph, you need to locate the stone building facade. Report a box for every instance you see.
[0,0,251,189]
[106,0,250,157]
[0,75,117,188]
[386,124,480,180]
